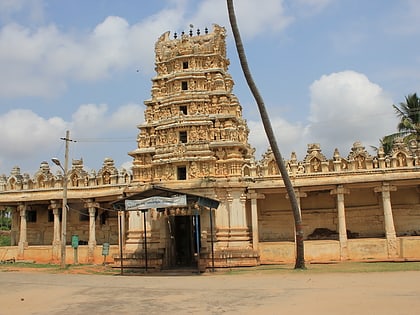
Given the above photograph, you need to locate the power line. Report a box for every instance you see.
[76,138,134,143]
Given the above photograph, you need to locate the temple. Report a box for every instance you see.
[0,25,419,269]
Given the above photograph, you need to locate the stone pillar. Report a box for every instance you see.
[125,210,144,252]
[331,185,350,260]
[227,189,251,247]
[247,191,265,251]
[17,203,28,258]
[374,183,398,258]
[49,200,61,261]
[84,199,99,262]
[213,188,252,249]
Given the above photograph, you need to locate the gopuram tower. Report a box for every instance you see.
[129,24,254,183]
[127,25,258,268]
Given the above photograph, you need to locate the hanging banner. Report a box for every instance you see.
[125,195,187,210]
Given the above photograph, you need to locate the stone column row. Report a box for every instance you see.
[248,182,399,260]
[12,200,99,262]
[331,182,398,259]
[331,183,398,259]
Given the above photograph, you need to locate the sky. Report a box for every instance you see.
[0,0,419,176]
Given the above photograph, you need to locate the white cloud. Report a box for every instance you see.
[0,102,143,174]
[248,116,306,160]
[192,0,293,39]
[110,103,145,130]
[0,109,67,171]
[306,70,397,156]
[247,71,398,160]
[70,103,144,137]
[71,103,108,136]
[0,5,186,98]
[0,23,68,97]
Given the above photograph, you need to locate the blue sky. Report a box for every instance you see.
[0,0,419,176]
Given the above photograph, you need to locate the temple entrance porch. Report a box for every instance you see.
[167,214,200,268]
[112,185,218,272]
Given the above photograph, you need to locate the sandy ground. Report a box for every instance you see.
[0,268,419,315]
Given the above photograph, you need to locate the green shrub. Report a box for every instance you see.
[0,234,11,246]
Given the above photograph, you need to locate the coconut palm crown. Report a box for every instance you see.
[393,93,420,142]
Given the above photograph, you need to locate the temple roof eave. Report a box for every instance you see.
[129,148,156,156]
[0,185,126,205]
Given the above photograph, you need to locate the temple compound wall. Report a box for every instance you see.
[0,25,419,269]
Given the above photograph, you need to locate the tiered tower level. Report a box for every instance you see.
[130,25,253,182]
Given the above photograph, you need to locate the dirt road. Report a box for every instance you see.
[1,270,419,314]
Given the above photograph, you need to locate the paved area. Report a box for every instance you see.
[1,270,420,314]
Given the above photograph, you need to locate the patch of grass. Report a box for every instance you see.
[17,262,57,268]
[304,261,420,273]
[0,262,119,275]
[218,261,420,275]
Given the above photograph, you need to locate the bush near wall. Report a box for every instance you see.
[0,230,11,246]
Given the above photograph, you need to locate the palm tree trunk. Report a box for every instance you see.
[226,0,305,269]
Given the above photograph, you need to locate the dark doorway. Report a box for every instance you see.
[172,215,200,267]
[174,216,193,266]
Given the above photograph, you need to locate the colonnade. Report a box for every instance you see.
[13,198,100,262]
[248,182,400,259]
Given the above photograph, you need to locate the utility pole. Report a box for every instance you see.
[52,130,74,268]
[61,130,70,268]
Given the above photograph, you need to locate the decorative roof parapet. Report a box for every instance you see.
[252,139,419,179]
[0,158,132,192]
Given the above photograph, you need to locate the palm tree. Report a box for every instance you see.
[226,0,305,269]
[373,94,420,156]
[393,93,420,144]
[371,135,394,156]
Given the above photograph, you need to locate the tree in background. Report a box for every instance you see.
[226,0,305,269]
[371,135,394,156]
[393,93,420,144]
[0,207,11,230]
[373,93,420,156]
[0,207,11,246]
